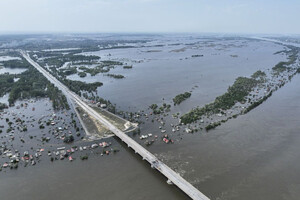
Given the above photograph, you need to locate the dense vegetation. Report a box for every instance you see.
[46,84,70,110]
[0,65,70,110]
[39,64,103,95]
[251,70,266,79]
[64,135,74,143]
[101,60,123,65]
[181,75,260,124]
[191,54,203,57]
[149,104,158,110]
[205,122,221,131]
[272,47,298,73]
[105,74,125,79]
[78,65,112,76]
[78,71,87,77]
[272,63,288,73]
[32,51,128,96]
[123,65,133,69]
[173,92,191,105]
[59,66,77,76]
[8,67,70,109]
[1,58,31,69]
[74,61,122,77]
[243,92,273,114]
[62,79,103,95]
[0,74,15,97]
[149,103,171,115]
[40,54,100,68]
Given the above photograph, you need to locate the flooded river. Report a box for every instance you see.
[1,36,299,200]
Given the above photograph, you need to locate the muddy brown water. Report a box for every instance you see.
[1,37,300,200]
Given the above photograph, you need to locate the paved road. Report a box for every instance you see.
[21,51,210,200]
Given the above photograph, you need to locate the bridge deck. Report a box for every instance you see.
[22,51,210,200]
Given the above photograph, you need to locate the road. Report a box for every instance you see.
[21,51,210,200]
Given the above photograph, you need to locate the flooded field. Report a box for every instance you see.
[0,56,21,62]
[1,35,300,200]
[0,67,27,74]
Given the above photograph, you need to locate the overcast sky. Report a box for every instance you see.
[0,0,299,34]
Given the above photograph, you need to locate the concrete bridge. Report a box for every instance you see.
[21,51,210,200]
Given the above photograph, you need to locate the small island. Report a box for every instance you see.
[173,92,191,105]
[123,65,133,69]
[105,74,125,79]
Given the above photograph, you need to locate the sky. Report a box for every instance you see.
[0,0,299,34]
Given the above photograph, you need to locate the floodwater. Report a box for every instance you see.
[0,56,26,74]
[0,93,9,104]
[0,56,21,62]
[1,36,300,200]
[72,38,286,113]
[0,67,27,74]
[154,73,300,200]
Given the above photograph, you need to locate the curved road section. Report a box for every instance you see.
[21,51,210,200]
